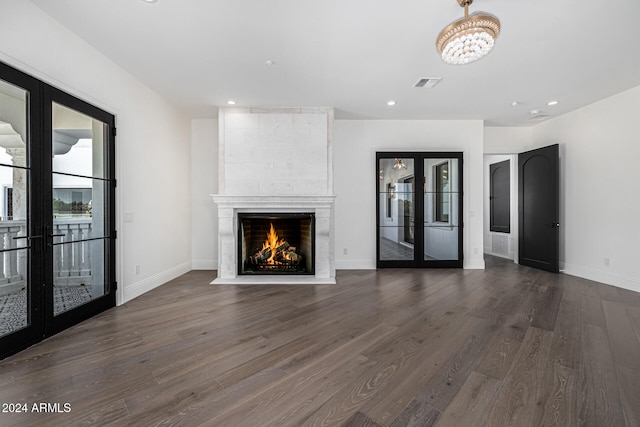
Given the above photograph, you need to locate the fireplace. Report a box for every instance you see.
[238,213,315,275]
[211,107,336,284]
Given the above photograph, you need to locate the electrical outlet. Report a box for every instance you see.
[343,248,348,255]
[604,258,610,266]
[135,265,140,275]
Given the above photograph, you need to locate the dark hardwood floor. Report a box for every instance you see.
[1,256,640,426]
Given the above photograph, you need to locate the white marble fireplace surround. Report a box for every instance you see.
[211,107,336,284]
[211,195,335,284]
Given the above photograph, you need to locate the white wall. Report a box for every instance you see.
[333,120,485,270]
[531,86,640,292]
[191,119,218,270]
[484,127,533,154]
[0,1,192,304]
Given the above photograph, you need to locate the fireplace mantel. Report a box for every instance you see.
[211,194,336,210]
[211,194,336,285]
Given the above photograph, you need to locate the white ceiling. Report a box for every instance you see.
[30,0,640,126]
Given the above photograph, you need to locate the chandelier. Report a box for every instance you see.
[436,0,500,65]
[392,158,407,170]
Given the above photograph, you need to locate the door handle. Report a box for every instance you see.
[12,235,44,240]
[45,226,67,246]
[551,223,560,228]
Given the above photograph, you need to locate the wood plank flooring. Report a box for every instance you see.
[1,256,640,426]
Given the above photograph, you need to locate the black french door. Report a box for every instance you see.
[376,152,463,268]
[0,61,116,359]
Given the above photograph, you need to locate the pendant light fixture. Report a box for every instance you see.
[393,158,407,170]
[436,0,500,65]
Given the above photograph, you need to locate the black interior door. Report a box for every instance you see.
[518,144,559,273]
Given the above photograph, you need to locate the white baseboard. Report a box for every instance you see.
[121,261,192,304]
[484,251,514,261]
[335,258,485,270]
[464,259,486,269]
[192,259,217,270]
[562,262,640,293]
[335,259,376,270]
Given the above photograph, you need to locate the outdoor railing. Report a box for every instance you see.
[0,218,93,293]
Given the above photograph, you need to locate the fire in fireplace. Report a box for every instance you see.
[238,213,315,275]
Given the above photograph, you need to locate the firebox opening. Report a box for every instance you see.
[238,213,315,275]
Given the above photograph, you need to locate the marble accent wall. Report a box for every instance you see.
[218,107,333,196]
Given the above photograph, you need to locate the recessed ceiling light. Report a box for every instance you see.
[226,100,236,105]
[142,0,157,3]
[387,101,397,106]
[511,101,520,107]
[265,60,275,67]
[547,100,559,106]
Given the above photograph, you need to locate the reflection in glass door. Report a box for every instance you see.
[424,158,461,262]
[378,157,415,261]
[0,77,34,340]
[377,152,463,268]
[45,88,115,337]
[51,103,109,316]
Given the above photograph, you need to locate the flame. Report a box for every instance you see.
[263,223,285,264]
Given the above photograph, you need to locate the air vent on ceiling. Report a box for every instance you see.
[414,77,442,88]
[528,114,550,122]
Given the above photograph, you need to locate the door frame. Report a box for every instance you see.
[0,60,116,359]
[376,151,463,268]
[482,146,560,273]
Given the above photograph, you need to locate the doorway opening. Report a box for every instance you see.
[483,145,559,273]
[483,154,518,262]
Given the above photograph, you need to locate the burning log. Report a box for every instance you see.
[283,250,300,263]
[251,247,272,264]
[275,242,290,253]
[249,223,303,269]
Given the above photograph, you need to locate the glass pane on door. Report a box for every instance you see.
[378,157,415,261]
[424,158,460,261]
[52,103,108,315]
[0,79,30,337]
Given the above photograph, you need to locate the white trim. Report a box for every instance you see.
[484,251,512,260]
[122,261,191,304]
[562,262,640,293]
[464,259,486,269]
[335,259,376,270]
